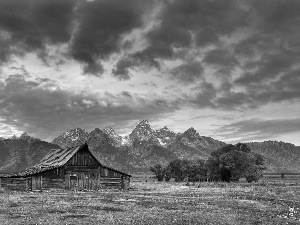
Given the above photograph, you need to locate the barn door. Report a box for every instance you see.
[32,175,42,191]
[69,174,78,191]
[78,173,89,191]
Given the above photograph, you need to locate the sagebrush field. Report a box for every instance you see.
[1,181,300,225]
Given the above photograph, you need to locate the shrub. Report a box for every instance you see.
[0,187,5,193]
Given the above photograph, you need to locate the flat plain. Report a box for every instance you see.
[1,181,300,225]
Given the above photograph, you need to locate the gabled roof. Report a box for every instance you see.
[0,143,130,178]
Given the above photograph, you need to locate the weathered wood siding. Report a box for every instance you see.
[31,175,42,190]
[39,167,65,191]
[63,147,125,190]
[64,173,121,190]
[41,177,65,191]
[64,166,123,190]
[65,147,98,166]
[100,166,122,178]
[0,177,30,191]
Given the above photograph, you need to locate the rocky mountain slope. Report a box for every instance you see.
[48,120,226,172]
[0,133,61,173]
[52,128,89,148]
[0,121,300,174]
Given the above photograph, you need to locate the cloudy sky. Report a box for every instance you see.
[0,0,299,145]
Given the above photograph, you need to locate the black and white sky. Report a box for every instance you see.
[0,0,299,145]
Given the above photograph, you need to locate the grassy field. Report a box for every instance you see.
[1,182,300,225]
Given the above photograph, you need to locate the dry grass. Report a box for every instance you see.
[1,182,300,224]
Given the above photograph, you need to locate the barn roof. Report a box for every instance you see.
[0,143,131,178]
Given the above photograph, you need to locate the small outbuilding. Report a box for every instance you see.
[0,143,131,191]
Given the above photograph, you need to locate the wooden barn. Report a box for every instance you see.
[0,143,130,191]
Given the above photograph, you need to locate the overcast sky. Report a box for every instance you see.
[0,0,299,145]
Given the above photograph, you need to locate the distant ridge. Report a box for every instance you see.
[1,121,300,173]
[0,132,61,173]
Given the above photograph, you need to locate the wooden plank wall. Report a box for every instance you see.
[65,148,99,166]
[64,173,122,190]
[39,167,65,191]
[100,167,122,178]
[0,177,28,191]
[41,177,65,191]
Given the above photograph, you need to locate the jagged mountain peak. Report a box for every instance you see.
[65,127,87,133]
[129,120,159,145]
[19,132,31,140]
[140,119,149,124]
[184,127,197,135]
[131,120,155,136]
[132,119,153,131]
[89,128,104,136]
[135,120,151,129]
[160,126,170,131]
[15,132,41,143]
[102,126,122,147]
[103,126,117,135]
[181,127,200,140]
[52,127,89,148]
[11,135,18,140]
[156,126,176,137]
[64,127,89,138]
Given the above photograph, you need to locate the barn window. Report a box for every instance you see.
[70,174,77,180]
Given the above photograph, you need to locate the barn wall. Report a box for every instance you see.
[0,177,30,191]
[38,167,65,191]
[65,147,99,166]
[100,166,122,178]
[63,146,128,190]
[64,166,124,190]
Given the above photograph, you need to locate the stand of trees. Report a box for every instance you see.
[150,159,207,182]
[150,143,266,183]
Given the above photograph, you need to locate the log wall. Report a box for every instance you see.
[0,177,30,191]
[41,177,65,191]
[65,147,99,166]
[64,171,123,190]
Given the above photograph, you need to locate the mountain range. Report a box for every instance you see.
[1,120,300,174]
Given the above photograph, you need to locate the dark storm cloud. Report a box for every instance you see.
[189,0,300,110]
[216,118,300,143]
[235,50,299,85]
[0,0,299,109]
[252,69,300,104]
[170,61,204,84]
[190,82,217,107]
[0,75,177,140]
[70,0,154,76]
[126,0,247,69]
[0,0,153,76]
[228,0,300,106]
[112,58,134,80]
[203,49,239,79]
[112,0,247,78]
[190,66,300,110]
[0,0,76,63]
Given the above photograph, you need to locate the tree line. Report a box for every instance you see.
[150,143,266,183]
